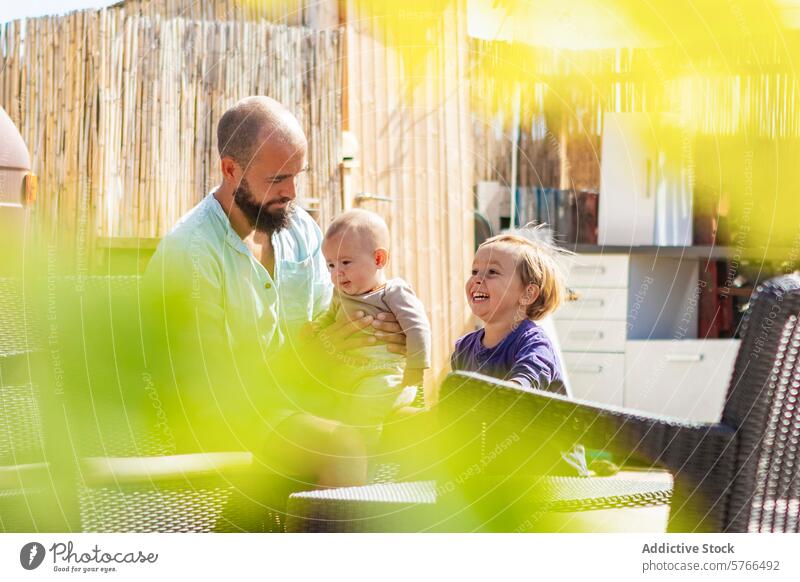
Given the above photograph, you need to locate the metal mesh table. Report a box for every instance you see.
[285,469,673,532]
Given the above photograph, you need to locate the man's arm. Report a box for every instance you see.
[143,240,276,451]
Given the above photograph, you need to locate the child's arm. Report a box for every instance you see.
[508,331,566,394]
[450,335,467,372]
[383,281,432,373]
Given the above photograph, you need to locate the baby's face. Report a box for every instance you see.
[322,232,382,295]
[466,244,528,325]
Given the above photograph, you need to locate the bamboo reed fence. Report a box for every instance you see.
[121,0,336,29]
[470,36,800,191]
[0,7,342,244]
[344,0,474,400]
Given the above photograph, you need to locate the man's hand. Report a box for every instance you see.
[307,311,407,354]
[371,312,407,355]
[287,312,410,400]
[310,311,378,353]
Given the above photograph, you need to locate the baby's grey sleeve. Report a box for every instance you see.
[384,282,431,369]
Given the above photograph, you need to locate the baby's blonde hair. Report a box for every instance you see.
[478,233,566,320]
[325,208,390,250]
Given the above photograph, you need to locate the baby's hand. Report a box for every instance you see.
[402,368,424,387]
[299,321,318,342]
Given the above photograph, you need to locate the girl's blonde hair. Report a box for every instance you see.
[478,233,566,320]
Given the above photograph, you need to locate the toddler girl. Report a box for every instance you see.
[452,233,566,394]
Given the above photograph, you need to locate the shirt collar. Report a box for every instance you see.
[202,192,254,255]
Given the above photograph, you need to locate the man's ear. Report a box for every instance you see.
[220,157,240,183]
[520,284,540,307]
[375,248,389,268]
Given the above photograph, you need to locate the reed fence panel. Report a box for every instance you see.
[0,8,342,243]
[344,0,475,401]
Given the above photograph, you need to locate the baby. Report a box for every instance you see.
[316,209,431,445]
[452,233,566,393]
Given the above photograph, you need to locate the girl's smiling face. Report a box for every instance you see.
[466,244,534,325]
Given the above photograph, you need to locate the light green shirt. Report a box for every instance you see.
[146,193,332,355]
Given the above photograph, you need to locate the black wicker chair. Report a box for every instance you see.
[4,273,423,532]
[285,274,800,533]
[437,273,800,533]
[0,276,74,531]
[1,275,288,532]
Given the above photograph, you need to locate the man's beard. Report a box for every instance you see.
[233,177,295,233]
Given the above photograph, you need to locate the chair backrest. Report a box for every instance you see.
[3,274,276,532]
[61,275,292,532]
[52,275,169,458]
[721,274,800,532]
[0,278,43,465]
[1,276,78,531]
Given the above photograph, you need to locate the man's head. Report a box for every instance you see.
[322,209,391,296]
[217,96,308,233]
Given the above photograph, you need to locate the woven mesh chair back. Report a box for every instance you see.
[0,278,43,465]
[722,274,800,532]
[55,275,282,532]
[1,276,77,530]
[2,274,279,532]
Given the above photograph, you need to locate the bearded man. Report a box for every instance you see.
[144,96,405,487]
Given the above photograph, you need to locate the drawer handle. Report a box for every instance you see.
[572,266,606,275]
[571,365,604,374]
[665,354,704,363]
[569,330,604,340]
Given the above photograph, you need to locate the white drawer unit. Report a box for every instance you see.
[555,253,630,402]
[624,339,740,423]
[554,320,628,353]
[561,254,630,288]
[554,287,628,321]
[550,250,743,424]
[562,352,624,407]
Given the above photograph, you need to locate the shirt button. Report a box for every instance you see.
[264,282,272,290]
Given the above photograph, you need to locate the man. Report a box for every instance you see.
[144,96,404,487]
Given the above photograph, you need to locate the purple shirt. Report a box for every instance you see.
[451,319,565,394]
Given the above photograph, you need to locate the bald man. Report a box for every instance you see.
[144,96,404,487]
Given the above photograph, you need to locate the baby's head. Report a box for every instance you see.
[323,209,390,295]
[466,234,565,324]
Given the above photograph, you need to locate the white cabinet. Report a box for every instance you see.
[561,253,630,288]
[555,320,627,353]
[624,339,740,423]
[599,113,657,246]
[554,251,741,421]
[556,254,628,407]
[598,113,693,246]
[562,352,625,407]
[555,287,628,321]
